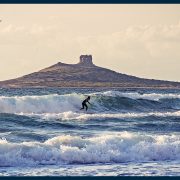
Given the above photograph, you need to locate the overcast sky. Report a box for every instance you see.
[0,4,180,81]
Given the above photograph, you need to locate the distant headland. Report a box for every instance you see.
[0,55,180,89]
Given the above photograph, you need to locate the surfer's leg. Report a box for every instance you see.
[80,103,85,110]
[85,104,88,111]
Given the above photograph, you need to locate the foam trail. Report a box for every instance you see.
[0,132,180,166]
[21,110,180,121]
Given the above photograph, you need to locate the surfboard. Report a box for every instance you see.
[86,112,94,114]
[75,110,93,114]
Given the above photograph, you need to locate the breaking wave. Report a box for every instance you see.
[94,91,180,101]
[0,91,180,114]
[0,132,180,167]
[0,93,82,114]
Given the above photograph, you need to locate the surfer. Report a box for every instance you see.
[80,96,91,111]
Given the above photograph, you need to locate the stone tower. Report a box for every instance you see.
[79,55,94,66]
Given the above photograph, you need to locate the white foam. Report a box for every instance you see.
[0,132,180,166]
[0,93,84,114]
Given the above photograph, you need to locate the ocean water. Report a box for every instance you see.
[0,88,180,176]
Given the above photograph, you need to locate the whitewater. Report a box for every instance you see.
[0,88,180,176]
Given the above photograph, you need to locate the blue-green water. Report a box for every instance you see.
[0,88,180,176]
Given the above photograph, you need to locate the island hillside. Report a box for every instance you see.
[0,55,180,89]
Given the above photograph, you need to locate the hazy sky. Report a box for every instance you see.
[0,4,180,81]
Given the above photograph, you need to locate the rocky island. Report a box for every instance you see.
[0,55,180,89]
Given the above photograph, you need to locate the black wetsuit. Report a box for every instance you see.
[81,98,90,111]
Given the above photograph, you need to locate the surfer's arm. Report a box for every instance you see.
[88,101,91,105]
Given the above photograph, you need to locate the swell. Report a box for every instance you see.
[1,112,180,137]
[0,132,180,167]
